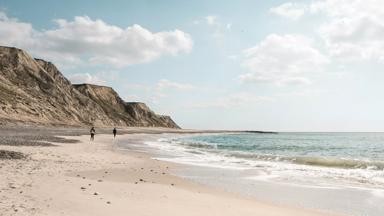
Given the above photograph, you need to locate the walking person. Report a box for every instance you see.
[90,127,95,141]
[113,127,117,138]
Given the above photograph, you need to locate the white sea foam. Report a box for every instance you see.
[142,135,384,190]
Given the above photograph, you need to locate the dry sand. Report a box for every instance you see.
[0,131,339,216]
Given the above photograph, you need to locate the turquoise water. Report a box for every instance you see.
[179,133,384,170]
[146,132,384,189]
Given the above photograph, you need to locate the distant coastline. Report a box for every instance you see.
[242,130,278,134]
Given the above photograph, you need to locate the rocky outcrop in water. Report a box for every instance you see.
[0,46,179,128]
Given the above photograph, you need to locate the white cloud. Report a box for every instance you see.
[275,88,327,98]
[270,2,306,20]
[156,79,197,91]
[194,15,231,40]
[205,15,218,25]
[68,73,106,85]
[240,34,328,86]
[153,79,198,103]
[124,79,200,104]
[191,92,273,109]
[124,83,152,91]
[278,77,312,86]
[309,0,384,61]
[124,94,140,102]
[274,0,384,61]
[0,12,35,48]
[0,13,193,68]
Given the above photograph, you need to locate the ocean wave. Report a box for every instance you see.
[147,136,384,189]
[177,140,345,152]
[173,135,384,171]
[147,135,384,191]
[180,142,217,149]
[227,152,384,170]
[291,157,384,170]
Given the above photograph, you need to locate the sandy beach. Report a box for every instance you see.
[0,127,340,216]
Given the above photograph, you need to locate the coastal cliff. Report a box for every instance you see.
[0,46,180,128]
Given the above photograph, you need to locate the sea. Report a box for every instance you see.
[120,132,384,216]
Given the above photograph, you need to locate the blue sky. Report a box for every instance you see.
[1,0,384,131]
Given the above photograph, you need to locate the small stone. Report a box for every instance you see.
[88,184,92,186]
[106,201,111,204]
[80,187,86,190]
[171,184,174,186]
[97,179,103,182]
[134,182,138,184]
[93,192,99,195]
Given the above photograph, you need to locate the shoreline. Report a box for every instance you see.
[0,130,337,216]
[142,132,384,216]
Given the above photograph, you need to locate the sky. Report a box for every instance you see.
[1,0,384,131]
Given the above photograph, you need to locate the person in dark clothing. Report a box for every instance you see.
[113,128,117,138]
[90,127,95,141]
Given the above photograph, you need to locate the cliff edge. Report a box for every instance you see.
[0,46,180,128]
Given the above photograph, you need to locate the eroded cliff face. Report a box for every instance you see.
[0,46,180,128]
[73,84,180,128]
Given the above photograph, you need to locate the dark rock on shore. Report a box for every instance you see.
[0,150,26,160]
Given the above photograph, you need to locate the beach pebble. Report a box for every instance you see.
[80,187,86,190]
[171,184,175,186]
[97,179,103,182]
[106,201,111,204]
[93,192,99,195]
[139,179,144,182]
[88,184,92,186]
